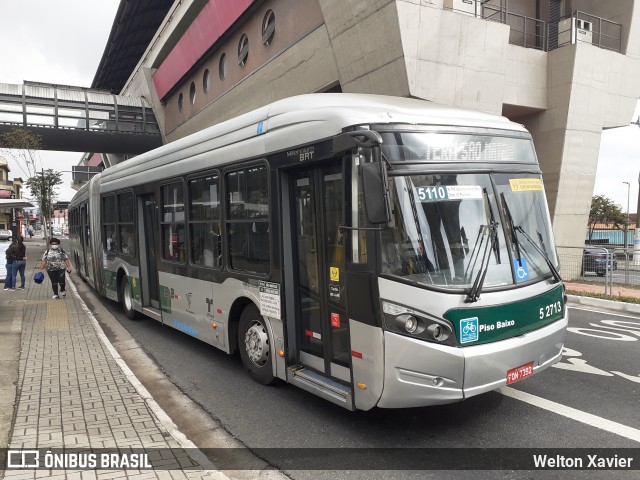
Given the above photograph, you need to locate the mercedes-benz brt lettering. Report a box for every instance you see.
[68,94,567,410]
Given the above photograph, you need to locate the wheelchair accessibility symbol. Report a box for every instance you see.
[513,258,529,282]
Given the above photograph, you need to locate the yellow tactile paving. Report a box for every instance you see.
[45,299,70,330]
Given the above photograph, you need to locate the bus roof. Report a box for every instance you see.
[95,93,528,188]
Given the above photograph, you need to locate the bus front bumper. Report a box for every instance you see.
[376,315,567,408]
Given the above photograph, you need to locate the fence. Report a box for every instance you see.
[443,2,622,54]
[557,246,640,296]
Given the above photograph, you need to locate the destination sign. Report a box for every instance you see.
[381,133,536,164]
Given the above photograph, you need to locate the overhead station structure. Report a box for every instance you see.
[72,0,640,251]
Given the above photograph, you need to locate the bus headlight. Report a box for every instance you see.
[426,323,450,342]
[397,314,421,334]
[382,301,455,346]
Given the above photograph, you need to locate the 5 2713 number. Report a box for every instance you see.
[539,301,562,320]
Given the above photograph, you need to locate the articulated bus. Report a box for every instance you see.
[69,94,567,410]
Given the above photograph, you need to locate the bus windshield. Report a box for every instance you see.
[494,173,558,282]
[380,173,558,290]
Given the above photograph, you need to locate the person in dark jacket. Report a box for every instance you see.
[8,236,26,290]
[3,239,15,291]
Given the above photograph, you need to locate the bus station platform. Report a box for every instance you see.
[1,239,638,478]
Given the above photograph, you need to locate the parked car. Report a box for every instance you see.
[0,229,12,241]
[581,248,618,276]
[52,228,63,236]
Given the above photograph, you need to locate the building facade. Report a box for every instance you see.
[88,0,640,251]
[0,155,23,231]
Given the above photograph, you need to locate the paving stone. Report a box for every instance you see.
[4,261,222,480]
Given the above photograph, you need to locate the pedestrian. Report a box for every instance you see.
[8,236,26,290]
[28,228,33,239]
[39,237,72,299]
[3,240,16,291]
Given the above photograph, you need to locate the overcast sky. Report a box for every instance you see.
[0,0,120,201]
[0,0,638,213]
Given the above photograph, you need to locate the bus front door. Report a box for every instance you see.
[139,194,160,309]
[290,162,351,383]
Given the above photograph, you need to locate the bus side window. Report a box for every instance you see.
[225,165,269,274]
[161,182,186,263]
[188,174,220,268]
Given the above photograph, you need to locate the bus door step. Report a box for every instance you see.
[288,366,354,410]
[142,306,163,321]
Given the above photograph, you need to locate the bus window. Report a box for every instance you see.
[102,195,117,252]
[225,165,269,274]
[118,191,135,256]
[161,182,186,263]
[381,173,512,289]
[188,174,221,268]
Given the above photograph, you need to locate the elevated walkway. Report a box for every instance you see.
[0,81,162,154]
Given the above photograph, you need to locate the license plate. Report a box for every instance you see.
[506,361,534,384]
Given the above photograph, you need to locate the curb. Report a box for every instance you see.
[66,276,231,479]
[567,294,640,315]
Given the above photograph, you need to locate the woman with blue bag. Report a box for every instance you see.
[39,237,72,299]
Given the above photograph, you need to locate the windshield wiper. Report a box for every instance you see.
[465,222,498,303]
[501,193,523,268]
[465,189,500,303]
[514,226,562,283]
[501,194,561,284]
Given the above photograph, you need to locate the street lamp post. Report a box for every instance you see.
[635,171,640,266]
[623,181,630,252]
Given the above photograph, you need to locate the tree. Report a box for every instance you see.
[0,128,43,178]
[587,195,627,242]
[25,170,63,240]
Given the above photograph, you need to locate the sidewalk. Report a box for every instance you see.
[0,239,228,479]
[565,281,640,315]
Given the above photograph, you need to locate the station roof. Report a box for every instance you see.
[91,0,174,93]
[0,199,34,208]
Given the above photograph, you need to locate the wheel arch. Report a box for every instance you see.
[116,266,129,303]
[228,296,258,354]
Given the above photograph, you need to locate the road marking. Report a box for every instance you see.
[499,386,640,443]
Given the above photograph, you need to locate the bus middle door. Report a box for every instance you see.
[138,193,160,311]
[290,161,351,384]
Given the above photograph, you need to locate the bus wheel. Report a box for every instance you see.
[238,305,275,385]
[120,278,140,320]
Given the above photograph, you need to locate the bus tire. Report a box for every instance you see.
[238,305,275,385]
[120,278,140,320]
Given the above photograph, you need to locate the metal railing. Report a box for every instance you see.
[0,81,161,135]
[443,2,622,54]
[548,11,622,53]
[483,3,546,51]
[557,246,640,297]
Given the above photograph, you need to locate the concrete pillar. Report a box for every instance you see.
[319,0,411,97]
[523,43,640,255]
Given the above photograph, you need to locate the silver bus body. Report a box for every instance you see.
[69,94,567,410]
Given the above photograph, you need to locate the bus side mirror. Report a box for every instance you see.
[362,160,390,225]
